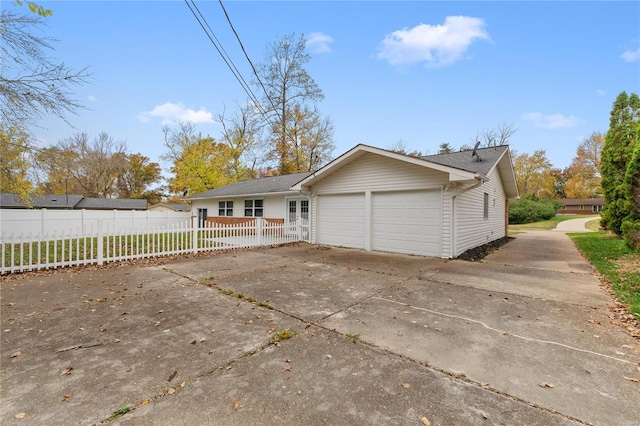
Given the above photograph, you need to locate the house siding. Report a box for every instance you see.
[190,195,286,221]
[310,153,449,194]
[453,167,507,257]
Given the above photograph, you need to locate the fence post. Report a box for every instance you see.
[256,218,262,246]
[192,218,198,254]
[41,208,46,237]
[97,219,104,265]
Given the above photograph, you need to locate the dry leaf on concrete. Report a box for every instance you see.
[538,382,555,388]
[421,416,431,426]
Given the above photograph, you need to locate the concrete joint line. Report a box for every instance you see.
[373,297,636,366]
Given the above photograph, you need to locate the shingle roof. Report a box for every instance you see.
[150,203,189,212]
[0,193,83,209]
[186,172,312,199]
[0,193,147,210]
[421,145,509,176]
[76,198,147,210]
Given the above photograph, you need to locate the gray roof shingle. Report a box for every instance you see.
[186,172,312,199]
[75,198,147,210]
[0,193,83,209]
[421,145,509,176]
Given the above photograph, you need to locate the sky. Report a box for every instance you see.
[15,0,640,175]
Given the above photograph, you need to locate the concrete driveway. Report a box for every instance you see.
[1,231,638,425]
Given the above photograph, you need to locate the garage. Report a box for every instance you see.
[372,190,441,257]
[316,193,365,249]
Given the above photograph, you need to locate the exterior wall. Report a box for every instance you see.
[309,153,449,256]
[441,191,452,257]
[310,152,449,194]
[559,205,602,215]
[190,195,287,221]
[452,166,507,257]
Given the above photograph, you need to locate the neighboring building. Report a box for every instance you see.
[557,198,604,215]
[186,144,519,258]
[0,193,147,210]
[148,203,190,212]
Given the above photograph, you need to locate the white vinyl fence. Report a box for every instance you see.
[0,208,191,237]
[1,218,310,275]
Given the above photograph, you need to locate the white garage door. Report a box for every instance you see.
[372,190,441,257]
[316,193,365,249]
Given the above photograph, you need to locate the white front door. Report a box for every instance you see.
[286,197,309,236]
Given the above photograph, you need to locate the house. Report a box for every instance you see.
[557,198,604,215]
[186,144,519,258]
[148,203,190,212]
[0,193,148,210]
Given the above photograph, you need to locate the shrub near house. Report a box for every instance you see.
[509,196,561,224]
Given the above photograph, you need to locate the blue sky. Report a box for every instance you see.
[21,1,640,174]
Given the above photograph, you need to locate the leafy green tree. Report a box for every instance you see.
[601,91,640,235]
[0,124,33,200]
[621,125,640,249]
[117,153,162,199]
[255,33,333,174]
[513,150,554,198]
[168,137,235,196]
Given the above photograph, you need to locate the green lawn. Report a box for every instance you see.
[508,215,585,232]
[569,232,640,317]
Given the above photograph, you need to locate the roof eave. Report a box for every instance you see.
[186,189,303,201]
[293,144,478,190]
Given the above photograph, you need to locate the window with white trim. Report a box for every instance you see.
[244,199,263,217]
[218,201,233,216]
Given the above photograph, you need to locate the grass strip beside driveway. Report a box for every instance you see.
[570,232,640,316]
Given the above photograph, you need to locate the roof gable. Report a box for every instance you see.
[186,172,312,200]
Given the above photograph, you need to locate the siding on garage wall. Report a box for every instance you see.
[190,195,285,219]
[453,166,507,257]
[441,192,452,257]
[310,152,450,194]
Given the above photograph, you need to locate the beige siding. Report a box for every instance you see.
[310,153,449,194]
[453,167,507,257]
[441,191,452,257]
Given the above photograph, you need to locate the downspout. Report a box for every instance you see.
[449,176,486,258]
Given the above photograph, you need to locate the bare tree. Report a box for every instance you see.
[254,33,333,174]
[469,122,518,148]
[0,9,91,129]
[217,103,264,179]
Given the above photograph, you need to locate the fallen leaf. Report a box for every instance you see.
[480,383,490,389]
[593,335,600,339]
[114,339,121,343]
[282,365,292,372]
[60,367,73,376]
[421,416,430,426]
[62,395,70,402]
[234,399,244,411]
[10,351,21,358]
[326,354,332,359]
[623,376,638,383]
[401,383,410,388]
[167,388,175,395]
[15,413,25,419]
[168,370,177,382]
[140,399,151,406]
[538,382,555,388]
[162,329,170,333]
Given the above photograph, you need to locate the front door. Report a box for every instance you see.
[286,197,309,237]
[197,208,208,228]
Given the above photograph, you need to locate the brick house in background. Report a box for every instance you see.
[557,198,604,215]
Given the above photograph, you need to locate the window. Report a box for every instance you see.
[218,201,233,216]
[483,193,489,219]
[580,205,585,210]
[592,205,603,213]
[244,199,263,217]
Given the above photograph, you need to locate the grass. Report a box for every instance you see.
[271,329,297,343]
[585,218,601,232]
[509,215,589,231]
[345,333,360,343]
[569,232,640,316]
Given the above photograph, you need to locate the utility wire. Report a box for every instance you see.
[217,0,279,117]
[183,0,262,110]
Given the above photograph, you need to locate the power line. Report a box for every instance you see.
[183,0,262,111]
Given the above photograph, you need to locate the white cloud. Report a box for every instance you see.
[621,47,640,62]
[522,112,580,129]
[595,89,606,96]
[137,102,214,125]
[306,32,333,53]
[377,16,490,68]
